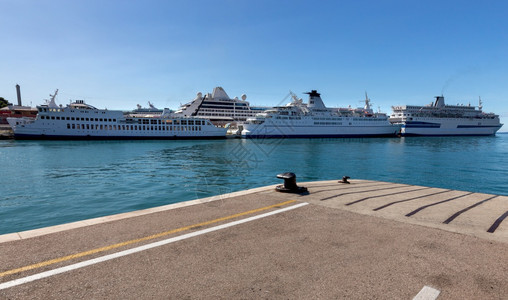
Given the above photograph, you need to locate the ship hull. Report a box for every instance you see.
[401,126,502,136]
[243,133,399,138]
[399,119,503,136]
[11,133,225,140]
[7,118,226,140]
[242,122,400,138]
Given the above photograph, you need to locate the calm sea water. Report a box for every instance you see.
[1,134,507,235]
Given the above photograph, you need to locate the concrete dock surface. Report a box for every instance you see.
[1,179,507,299]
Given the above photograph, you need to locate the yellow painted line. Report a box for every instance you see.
[0,200,297,278]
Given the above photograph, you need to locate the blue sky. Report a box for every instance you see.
[1,0,507,130]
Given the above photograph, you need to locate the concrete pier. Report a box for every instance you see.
[0,124,13,139]
[1,180,507,299]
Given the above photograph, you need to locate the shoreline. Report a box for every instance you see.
[0,124,13,139]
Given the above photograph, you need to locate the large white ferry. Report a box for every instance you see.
[390,96,503,136]
[7,90,226,139]
[241,90,400,138]
[174,87,268,125]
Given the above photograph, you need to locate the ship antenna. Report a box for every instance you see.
[478,96,483,110]
[364,91,371,110]
[50,89,58,102]
[46,89,59,107]
[289,90,302,103]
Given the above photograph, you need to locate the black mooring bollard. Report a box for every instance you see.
[275,172,308,194]
[339,176,350,184]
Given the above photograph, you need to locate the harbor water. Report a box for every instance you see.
[1,134,508,235]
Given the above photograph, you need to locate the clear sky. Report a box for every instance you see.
[1,0,507,130]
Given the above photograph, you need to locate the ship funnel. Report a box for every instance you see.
[434,96,445,108]
[305,90,326,109]
[16,84,22,106]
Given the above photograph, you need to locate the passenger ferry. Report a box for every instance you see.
[7,90,226,139]
[241,90,400,138]
[389,96,503,136]
[174,87,268,125]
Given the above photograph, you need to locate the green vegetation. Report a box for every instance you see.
[0,97,8,108]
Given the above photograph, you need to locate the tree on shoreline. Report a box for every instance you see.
[0,97,9,108]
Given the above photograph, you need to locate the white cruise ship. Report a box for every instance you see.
[130,102,164,116]
[7,91,226,139]
[241,90,400,138]
[174,87,268,125]
[389,96,503,136]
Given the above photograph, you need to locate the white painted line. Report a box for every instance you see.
[0,202,309,290]
[0,184,279,243]
[413,285,441,300]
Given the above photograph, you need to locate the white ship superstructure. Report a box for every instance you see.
[130,102,164,116]
[7,91,226,139]
[390,96,503,136]
[241,90,400,138]
[174,87,268,125]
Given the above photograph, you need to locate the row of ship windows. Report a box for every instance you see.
[202,101,248,107]
[40,108,106,114]
[40,115,208,125]
[41,115,117,122]
[395,112,479,116]
[198,109,256,114]
[404,106,474,110]
[66,124,203,131]
[312,117,383,121]
[127,119,207,125]
[394,114,495,120]
[196,112,254,117]
[314,122,343,125]
[200,105,250,109]
[275,116,302,120]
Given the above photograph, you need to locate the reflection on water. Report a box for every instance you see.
[0,135,507,234]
